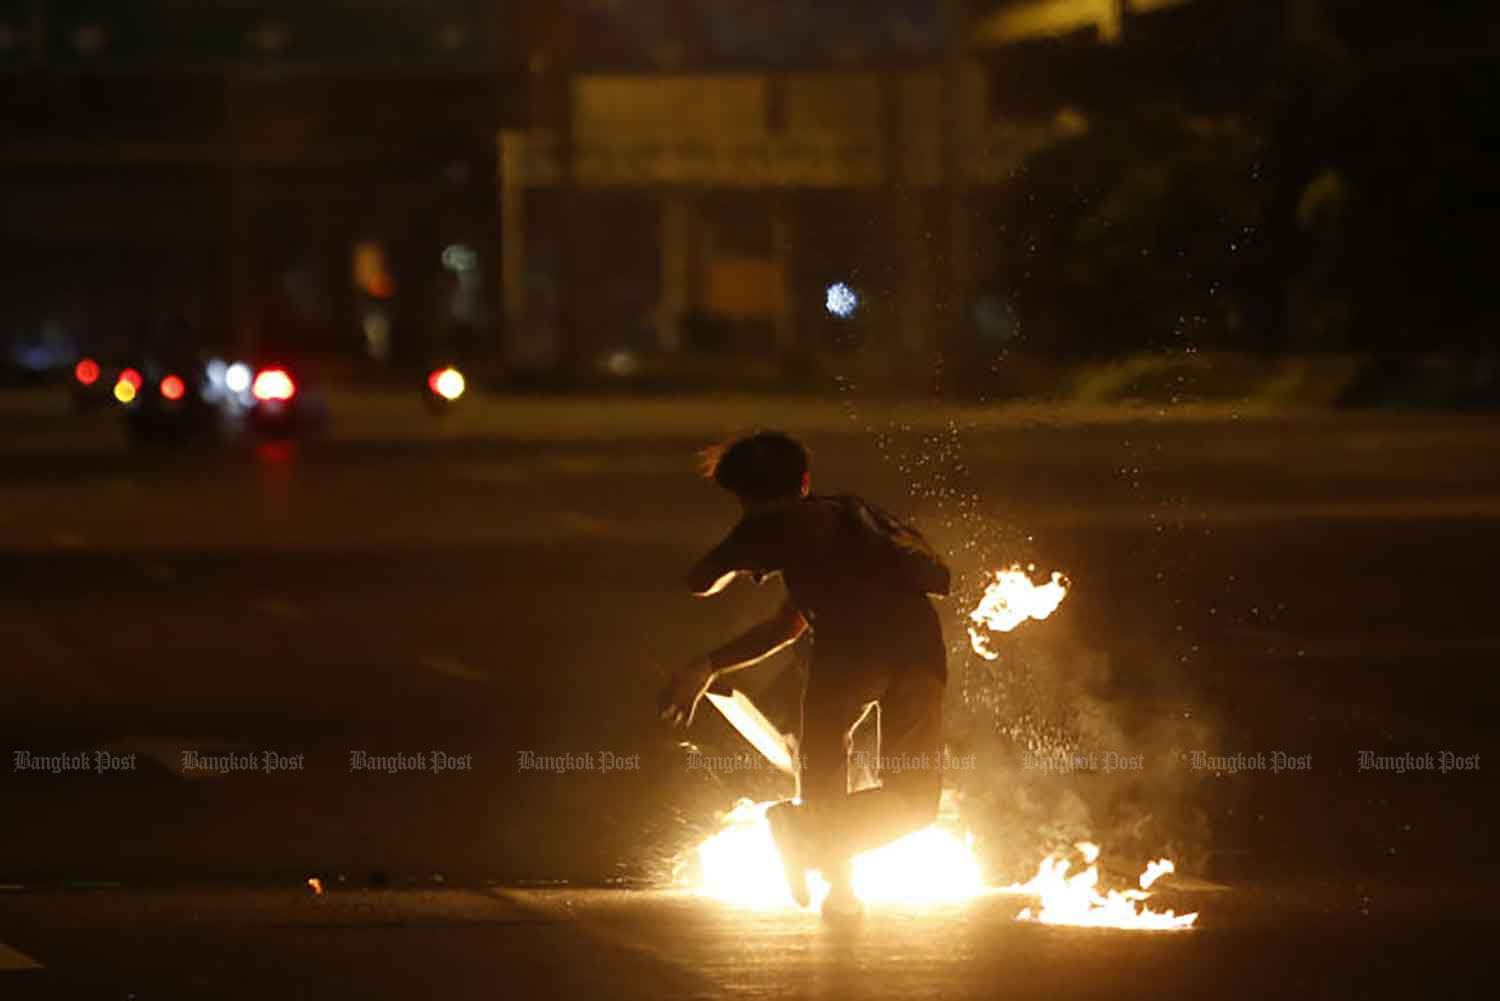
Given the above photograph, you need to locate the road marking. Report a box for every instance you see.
[0,940,42,971]
[415,654,488,683]
[96,737,250,779]
[48,529,87,548]
[254,596,305,620]
[494,889,716,989]
[454,461,528,485]
[141,561,178,581]
[1029,494,1500,527]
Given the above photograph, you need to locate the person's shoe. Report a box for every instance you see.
[820,881,864,921]
[766,801,811,908]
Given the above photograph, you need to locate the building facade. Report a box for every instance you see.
[498,0,1215,384]
[0,0,516,373]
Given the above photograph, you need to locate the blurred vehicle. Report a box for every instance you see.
[1,326,75,386]
[112,353,327,444]
[120,360,216,444]
[70,356,134,411]
[237,358,329,437]
[423,363,467,414]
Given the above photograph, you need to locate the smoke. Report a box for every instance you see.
[863,417,1220,882]
[941,605,1219,882]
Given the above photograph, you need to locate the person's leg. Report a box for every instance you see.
[768,667,875,906]
[835,669,946,858]
[766,799,812,907]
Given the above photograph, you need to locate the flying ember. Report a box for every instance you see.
[1006,842,1197,930]
[968,565,1070,660]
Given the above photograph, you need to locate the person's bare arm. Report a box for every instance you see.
[686,517,774,596]
[686,547,744,596]
[658,599,807,727]
[705,598,808,675]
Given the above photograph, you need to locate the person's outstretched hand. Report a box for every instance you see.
[658,657,715,728]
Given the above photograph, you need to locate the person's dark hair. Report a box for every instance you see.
[699,431,810,504]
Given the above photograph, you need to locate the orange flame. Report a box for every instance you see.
[695,799,984,910]
[695,805,1200,928]
[968,565,1070,660]
[1007,842,1197,930]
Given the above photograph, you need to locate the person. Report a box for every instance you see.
[659,431,950,917]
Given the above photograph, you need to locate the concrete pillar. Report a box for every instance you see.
[940,0,971,359]
[658,193,690,353]
[770,195,797,356]
[882,72,933,359]
[499,130,527,360]
[223,76,254,355]
[556,71,578,376]
[895,192,935,357]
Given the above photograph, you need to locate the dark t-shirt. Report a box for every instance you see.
[693,495,949,678]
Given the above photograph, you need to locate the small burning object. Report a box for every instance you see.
[968,564,1069,660]
[1008,842,1197,930]
[306,877,324,896]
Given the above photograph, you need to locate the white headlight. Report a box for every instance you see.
[225,362,252,394]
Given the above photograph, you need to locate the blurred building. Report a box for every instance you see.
[0,0,1332,386]
[0,0,515,372]
[501,0,1217,383]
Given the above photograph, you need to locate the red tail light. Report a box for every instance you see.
[427,366,465,401]
[252,368,296,402]
[119,367,143,390]
[75,358,100,385]
[160,374,186,401]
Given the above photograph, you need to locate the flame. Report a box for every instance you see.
[695,799,984,910]
[1006,842,1197,930]
[696,804,1199,929]
[968,564,1070,660]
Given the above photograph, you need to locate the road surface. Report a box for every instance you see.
[2,389,1496,997]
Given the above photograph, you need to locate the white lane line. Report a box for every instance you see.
[454,461,528,485]
[492,889,716,990]
[254,596,306,620]
[415,655,488,683]
[95,737,250,780]
[0,940,43,971]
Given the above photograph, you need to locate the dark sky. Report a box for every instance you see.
[0,0,948,71]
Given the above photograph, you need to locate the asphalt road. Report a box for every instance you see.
[1,883,1495,1000]
[2,390,1498,997]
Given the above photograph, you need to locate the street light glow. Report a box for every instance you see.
[825,282,859,318]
